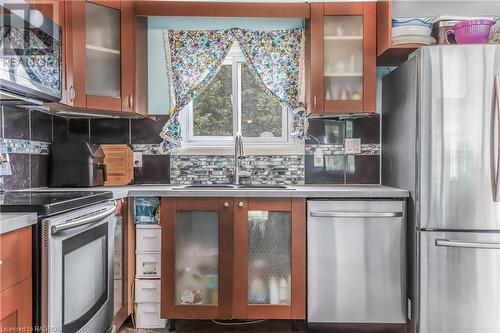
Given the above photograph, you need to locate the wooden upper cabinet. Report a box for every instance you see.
[63,0,135,112]
[309,2,376,114]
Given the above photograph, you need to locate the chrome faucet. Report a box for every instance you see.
[234,132,245,185]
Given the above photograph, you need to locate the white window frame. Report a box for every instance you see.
[176,43,303,156]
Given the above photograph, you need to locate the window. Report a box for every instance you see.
[180,42,301,154]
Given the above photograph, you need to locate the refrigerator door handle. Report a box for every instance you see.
[492,76,500,202]
[436,238,500,250]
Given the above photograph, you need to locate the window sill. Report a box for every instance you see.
[171,143,304,156]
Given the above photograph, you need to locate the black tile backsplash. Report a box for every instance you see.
[53,116,68,142]
[3,106,29,140]
[3,153,30,191]
[305,154,345,184]
[304,115,381,184]
[131,116,169,144]
[346,155,380,184]
[30,154,49,188]
[91,118,130,144]
[31,111,53,142]
[134,155,170,184]
[68,119,90,141]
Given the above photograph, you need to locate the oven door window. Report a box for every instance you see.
[62,223,108,332]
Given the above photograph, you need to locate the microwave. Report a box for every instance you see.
[0,2,62,103]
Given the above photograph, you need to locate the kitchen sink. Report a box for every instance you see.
[172,184,236,190]
[237,184,293,190]
[171,184,294,190]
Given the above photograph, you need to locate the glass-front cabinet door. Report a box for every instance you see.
[310,2,376,114]
[233,198,306,319]
[65,0,134,112]
[161,198,233,319]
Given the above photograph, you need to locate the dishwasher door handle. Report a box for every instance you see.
[309,211,404,218]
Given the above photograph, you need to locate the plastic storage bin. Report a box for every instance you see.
[135,302,166,329]
[135,279,161,303]
[136,225,161,252]
[136,252,161,278]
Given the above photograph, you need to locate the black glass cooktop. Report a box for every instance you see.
[0,191,113,216]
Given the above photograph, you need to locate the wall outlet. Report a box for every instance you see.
[313,148,324,167]
[345,138,361,154]
[0,153,12,176]
[133,152,143,168]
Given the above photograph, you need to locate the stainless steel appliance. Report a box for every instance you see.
[0,2,62,104]
[382,45,500,333]
[307,200,406,324]
[42,202,116,332]
[0,191,114,332]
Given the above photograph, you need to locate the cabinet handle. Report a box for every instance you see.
[313,96,317,108]
[128,93,133,109]
[223,201,229,208]
[69,86,75,102]
[238,201,244,208]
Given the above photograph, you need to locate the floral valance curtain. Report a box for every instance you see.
[160,28,306,152]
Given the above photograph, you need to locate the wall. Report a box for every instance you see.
[66,116,171,184]
[147,17,304,115]
[0,106,68,190]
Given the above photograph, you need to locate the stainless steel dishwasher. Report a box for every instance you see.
[307,200,406,324]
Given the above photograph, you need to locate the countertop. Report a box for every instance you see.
[38,184,409,200]
[0,212,37,234]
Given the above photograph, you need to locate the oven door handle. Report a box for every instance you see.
[51,206,116,234]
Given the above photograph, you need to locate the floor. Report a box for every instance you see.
[118,319,306,333]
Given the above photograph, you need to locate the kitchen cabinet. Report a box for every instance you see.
[63,0,135,112]
[112,198,135,329]
[160,197,306,320]
[0,227,33,330]
[233,198,306,319]
[309,2,376,114]
[376,0,419,66]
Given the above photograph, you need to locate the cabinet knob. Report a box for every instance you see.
[238,201,244,208]
[313,95,317,108]
[223,201,229,208]
[128,94,133,109]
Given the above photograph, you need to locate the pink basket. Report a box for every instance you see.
[445,19,496,44]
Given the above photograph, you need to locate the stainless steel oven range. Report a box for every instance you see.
[41,202,116,332]
[0,191,115,333]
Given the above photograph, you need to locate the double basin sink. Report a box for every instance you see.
[172,184,294,190]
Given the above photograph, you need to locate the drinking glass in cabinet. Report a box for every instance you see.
[247,211,291,305]
[324,15,364,101]
[175,211,219,305]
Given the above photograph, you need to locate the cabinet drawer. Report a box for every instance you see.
[0,227,32,292]
[136,252,161,279]
[136,226,161,252]
[135,279,161,303]
[135,302,166,328]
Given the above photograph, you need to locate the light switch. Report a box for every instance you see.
[133,152,143,168]
[345,138,361,154]
[313,148,324,167]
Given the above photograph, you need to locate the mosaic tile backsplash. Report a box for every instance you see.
[171,155,305,185]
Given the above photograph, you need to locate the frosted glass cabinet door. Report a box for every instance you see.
[175,211,219,305]
[247,211,291,305]
[85,2,121,97]
[323,15,364,101]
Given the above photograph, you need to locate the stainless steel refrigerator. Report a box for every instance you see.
[382,45,500,333]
